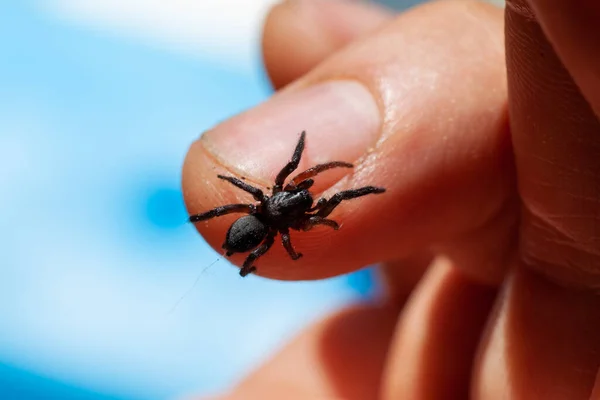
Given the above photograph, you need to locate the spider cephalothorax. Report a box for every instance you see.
[189,131,385,277]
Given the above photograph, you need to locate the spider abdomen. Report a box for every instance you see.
[223,215,268,253]
[264,190,313,228]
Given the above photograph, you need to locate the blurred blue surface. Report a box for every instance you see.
[0,363,125,400]
[0,1,380,399]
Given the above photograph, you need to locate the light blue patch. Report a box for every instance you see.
[345,267,381,298]
[144,187,186,230]
[0,1,381,399]
[0,363,128,400]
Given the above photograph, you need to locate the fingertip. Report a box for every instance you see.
[182,135,389,280]
[262,0,394,88]
[182,140,252,241]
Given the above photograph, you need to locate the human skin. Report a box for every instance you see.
[182,0,600,398]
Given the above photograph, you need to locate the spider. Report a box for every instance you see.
[189,131,386,277]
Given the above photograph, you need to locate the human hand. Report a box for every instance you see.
[183,0,600,398]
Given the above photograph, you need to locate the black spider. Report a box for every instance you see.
[189,131,386,277]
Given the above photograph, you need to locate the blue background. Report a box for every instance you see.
[0,1,398,399]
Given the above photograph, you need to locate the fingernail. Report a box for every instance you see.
[200,80,381,181]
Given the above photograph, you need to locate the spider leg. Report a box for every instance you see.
[239,230,276,277]
[301,216,339,231]
[308,198,327,212]
[273,131,306,193]
[284,161,353,191]
[294,179,314,191]
[280,228,303,260]
[316,186,386,218]
[217,175,265,201]
[189,204,256,222]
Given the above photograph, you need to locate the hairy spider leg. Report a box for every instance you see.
[308,198,327,212]
[294,179,314,191]
[240,230,277,277]
[316,186,386,218]
[284,161,354,191]
[280,228,303,260]
[217,175,265,202]
[189,204,256,222]
[301,216,340,231]
[273,131,306,193]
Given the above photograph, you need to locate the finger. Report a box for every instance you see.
[481,3,600,397]
[262,0,394,89]
[224,302,402,399]
[519,0,600,117]
[182,0,512,281]
[593,371,600,400]
[379,251,433,304]
[473,267,600,398]
[505,0,600,289]
[381,257,497,399]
